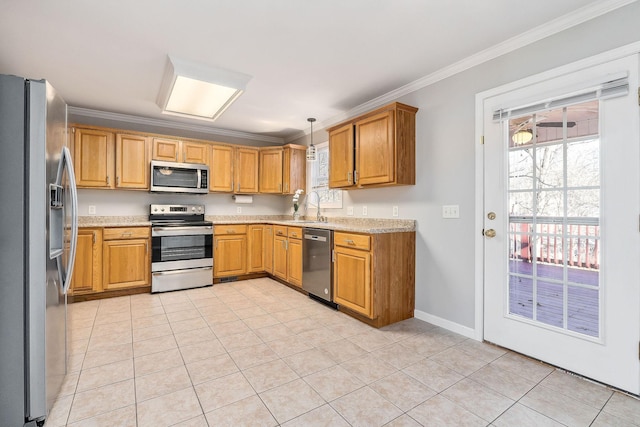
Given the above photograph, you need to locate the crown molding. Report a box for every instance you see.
[321,0,637,130]
[67,106,285,144]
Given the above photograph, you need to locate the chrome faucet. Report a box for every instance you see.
[306,190,321,221]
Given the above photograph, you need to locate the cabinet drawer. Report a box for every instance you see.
[287,227,302,239]
[274,226,288,237]
[214,224,247,235]
[103,227,150,240]
[334,232,370,251]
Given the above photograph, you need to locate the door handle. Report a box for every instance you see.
[484,229,496,238]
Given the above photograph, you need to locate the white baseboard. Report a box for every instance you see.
[414,309,478,340]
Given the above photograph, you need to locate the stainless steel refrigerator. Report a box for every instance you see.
[0,74,78,426]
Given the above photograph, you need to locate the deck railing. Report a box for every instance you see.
[509,217,600,270]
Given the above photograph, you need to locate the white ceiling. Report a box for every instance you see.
[0,0,627,141]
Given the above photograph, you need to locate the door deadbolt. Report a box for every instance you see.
[487,212,496,220]
[484,229,496,238]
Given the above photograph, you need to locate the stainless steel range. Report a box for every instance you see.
[150,204,213,293]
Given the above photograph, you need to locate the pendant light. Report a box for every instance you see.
[306,118,317,162]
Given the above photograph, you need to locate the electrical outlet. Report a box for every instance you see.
[442,204,460,219]
[362,206,368,216]
[236,206,242,214]
[392,206,399,217]
[347,206,354,216]
[88,205,96,215]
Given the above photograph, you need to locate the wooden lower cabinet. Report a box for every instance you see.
[333,231,415,327]
[247,225,264,273]
[273,229,288,281]
[287,236,303,287]
[69,228,103,295]
[334,246,372,317]
[263,225,273,274]
[102,227,150,291]
[271,226,302,287]
[214,225,247,278]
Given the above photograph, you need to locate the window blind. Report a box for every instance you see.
[493,77,628,122]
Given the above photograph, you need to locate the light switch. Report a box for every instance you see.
[236,206,242,214]
[392,206,399,217]
[88,205,96,215]
[442,205,460,219]
[347,206,354,216]
[362,206,368,216]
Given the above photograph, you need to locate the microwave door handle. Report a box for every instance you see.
[197,169,202,189]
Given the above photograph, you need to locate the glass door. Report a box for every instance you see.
[483,54,640,394]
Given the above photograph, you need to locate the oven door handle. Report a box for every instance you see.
[152,266,213,276]
[152,226,213,235]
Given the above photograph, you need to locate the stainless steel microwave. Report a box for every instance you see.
[150,160,209,194]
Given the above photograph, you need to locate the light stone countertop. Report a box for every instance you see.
[78,215,415,233]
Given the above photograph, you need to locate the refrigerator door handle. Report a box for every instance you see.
[56,146,78,294]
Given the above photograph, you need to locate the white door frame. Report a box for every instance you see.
[474,41,640,342]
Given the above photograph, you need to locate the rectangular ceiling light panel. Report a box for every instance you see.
[157,56,251,121]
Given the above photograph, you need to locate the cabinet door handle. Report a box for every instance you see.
[92,232,96,244]
[116,176,120,186]
[345,239,355,245]
[183,150,186,161]
[145,242,148,254]
[347,172,352,184]
[354,171,358,184]
[332,249,335,262]
[106,175,110,185]
[279,183,282,192]
[215,239,218,249]
[226,229,234,234]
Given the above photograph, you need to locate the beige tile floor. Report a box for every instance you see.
[46,277,640,427]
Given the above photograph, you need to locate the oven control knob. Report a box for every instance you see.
[153,207,157,212]
[161,208,165,212]
[192,207,196,211]
[198,207,202,212]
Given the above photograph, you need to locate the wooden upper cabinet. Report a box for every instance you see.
[74,127,115,188]
[116,134,149,189]
[152,138,180,162]
[356,111,395,186]
[259,148,283,193]
[327,102,417,189]
[209,144,234,192]
[152,138,208,164]
[328,124,355,188]
[283,145,306,195]
[182,142,208,164]
[234,147,259,194]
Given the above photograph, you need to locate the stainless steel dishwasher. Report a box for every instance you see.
[302,228,335,305]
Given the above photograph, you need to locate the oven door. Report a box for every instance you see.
[151,225,213,272]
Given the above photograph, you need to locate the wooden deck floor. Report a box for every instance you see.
[508,260,599,337]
